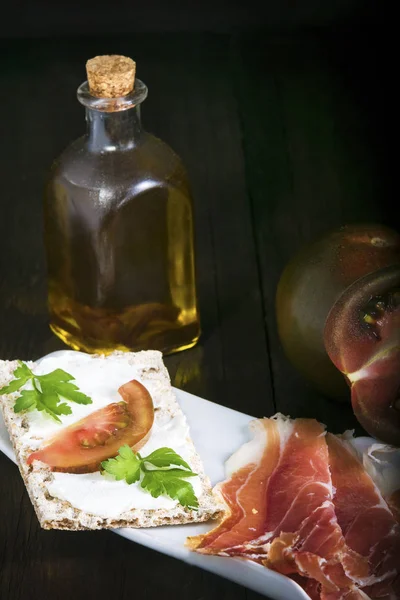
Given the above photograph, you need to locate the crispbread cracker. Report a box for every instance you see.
[0,351,223,530]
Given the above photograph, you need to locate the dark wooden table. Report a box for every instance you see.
[0,28,396,600]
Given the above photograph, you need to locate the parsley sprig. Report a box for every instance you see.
[0,361,92,422]
[102,446,199,510]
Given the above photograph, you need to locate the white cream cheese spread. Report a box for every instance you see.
[19,351,201,516]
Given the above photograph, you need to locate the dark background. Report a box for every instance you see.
[1,0,381,36]
[0,2,396,600]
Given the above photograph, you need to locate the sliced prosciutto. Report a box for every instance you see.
[353,439,400,524]
[187,415,369,597]
[326,434,400,599]
[388,490,400,524]
[188,417,282,554]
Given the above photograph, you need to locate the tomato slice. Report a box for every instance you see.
[27,379,154,473]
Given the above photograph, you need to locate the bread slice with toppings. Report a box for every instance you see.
[0,350,223,530]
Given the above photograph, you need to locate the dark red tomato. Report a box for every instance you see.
[325,266,400,445]
[276,224,400,402]
[27,379,154,473]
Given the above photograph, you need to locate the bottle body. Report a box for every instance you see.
[44,96,200,354]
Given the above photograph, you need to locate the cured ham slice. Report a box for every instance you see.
[326,434,400,600]
[188,415,369,597]
[187,417,282,553]
[351,439,400,524]
[187,416,400,599]
[388,490,400,524]
[322,590,372,600]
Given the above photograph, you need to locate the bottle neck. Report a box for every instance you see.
[86,105,142,152]
[77,78,148,152]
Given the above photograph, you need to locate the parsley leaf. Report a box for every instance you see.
[36,392,72,422]
[142,447,192,470]
[141,470,199,509]
[0,361,92,422]
[13,389,39,413]
[101,446,199,509]
[0,362,32,394]
[101,445,141,485]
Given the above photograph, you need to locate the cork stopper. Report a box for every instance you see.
[86,55,136,98]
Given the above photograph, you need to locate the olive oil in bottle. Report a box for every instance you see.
[44,55,200,354]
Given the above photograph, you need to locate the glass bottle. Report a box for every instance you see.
[44,55,200,355]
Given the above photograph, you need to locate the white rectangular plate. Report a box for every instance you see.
[0,351,311,600]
